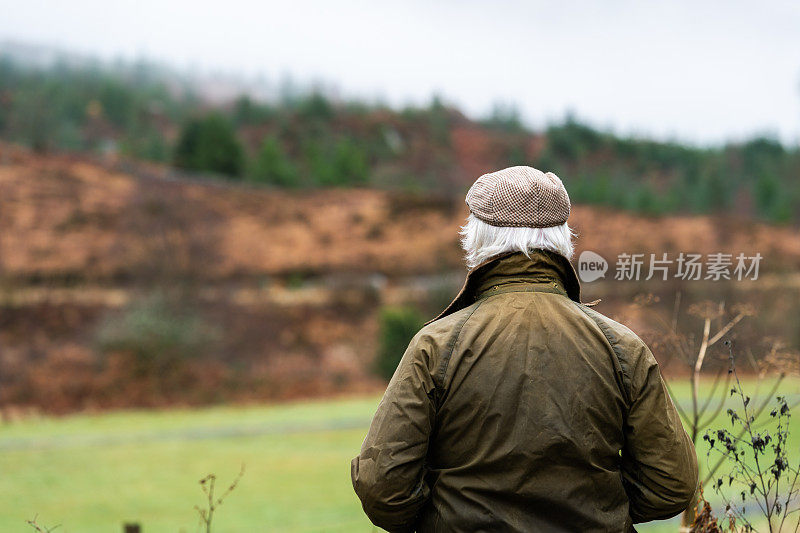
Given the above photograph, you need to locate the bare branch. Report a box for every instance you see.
[707,313,745,348]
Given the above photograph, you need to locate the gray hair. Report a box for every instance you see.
[459,214,575,269]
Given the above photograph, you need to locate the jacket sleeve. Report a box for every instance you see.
[351,331,437,532]
[621,341,699,523]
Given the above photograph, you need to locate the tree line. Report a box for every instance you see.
[0,54,797,223]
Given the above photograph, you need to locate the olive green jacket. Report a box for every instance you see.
[351,250,698,532]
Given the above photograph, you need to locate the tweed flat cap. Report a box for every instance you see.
[465,166,571,228]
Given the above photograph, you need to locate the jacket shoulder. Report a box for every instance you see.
[416,300,485,389]
[574,303,656,401]
[577,304,647,351]
[420,299,483,337]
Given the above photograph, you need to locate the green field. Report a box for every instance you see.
[2,378,799,532]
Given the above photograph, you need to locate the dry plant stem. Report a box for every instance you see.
[195,463,245,533]
[660,299,747,529]
[719,345,800,533]
[696,370,733,430]
[692,318,712,437]
[777,427,800,531]
[26,515,60,533]
[653,296,799,531]
[779,464,800,531]
[732,355,772,529]
[691,313,746,436]
[675,309,746,442]
[671,292,682,334]
[703,379,788,489]
[702,368,800,491]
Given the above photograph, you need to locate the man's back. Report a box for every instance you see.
[423,286,631,531]
[352,251,698,532]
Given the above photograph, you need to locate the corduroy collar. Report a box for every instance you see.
[425,249,587,326]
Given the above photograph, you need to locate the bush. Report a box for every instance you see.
[9,87,58,152]
[427,95,451,146]
[173,113,244,177]
[702,343,800,531]
[249,136,298,186]
[232,95,275,125]
[94,293,216,375]
[331,138,369,185]
[294,92,334,122]
[304,137,370,187]
[122,125,168,162]
[374,306,424,380]
[98,78,135,128]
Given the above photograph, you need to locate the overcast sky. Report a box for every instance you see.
[2,0,799,145]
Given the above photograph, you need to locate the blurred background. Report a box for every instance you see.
[1,1,799,531]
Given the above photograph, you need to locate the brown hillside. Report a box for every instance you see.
[2,146,799,283]
[2,146,799,413]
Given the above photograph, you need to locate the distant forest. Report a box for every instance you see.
[1,52,797,223]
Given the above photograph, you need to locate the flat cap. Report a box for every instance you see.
[465,166,570,228]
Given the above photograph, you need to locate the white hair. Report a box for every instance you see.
[459,213,575,269]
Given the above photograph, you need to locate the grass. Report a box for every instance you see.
[0,398,379,533]
[1,378,799,532]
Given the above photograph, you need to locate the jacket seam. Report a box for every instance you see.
[476,283,568,300]
[575,303,633,406]
[434,299,486,395]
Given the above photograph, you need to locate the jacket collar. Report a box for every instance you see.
[425,249,584,326]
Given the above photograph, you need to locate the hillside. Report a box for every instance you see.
[2,50,799,226]
[3,145,800,282]
[1,145,800,414]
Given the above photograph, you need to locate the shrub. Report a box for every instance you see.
[304,137,370,187]
[232,95,275,126]
[122,125,168,162]
[374,306,424,380]
[249,137,298,186]
[9,87,58,153]
[294,92,334,123]
[173,113,244,177]
[427,95,451,146]
[98,78,135,128]
[94,293,216,375]
[331,138,369,186]
[702,341,800,532]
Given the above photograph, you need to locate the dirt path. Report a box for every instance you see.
[3,271,800,309]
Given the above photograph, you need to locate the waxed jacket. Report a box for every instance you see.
[351,250,698,532]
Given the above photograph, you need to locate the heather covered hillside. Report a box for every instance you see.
[1,145,800,413]
[3,144,800,282]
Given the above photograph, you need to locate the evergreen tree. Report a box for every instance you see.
[173,114,244,177]
[250,137,298,187]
